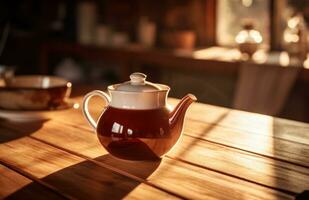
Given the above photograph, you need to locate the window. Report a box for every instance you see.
[216,0,270,48]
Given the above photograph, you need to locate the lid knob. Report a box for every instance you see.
[130,72,147,85]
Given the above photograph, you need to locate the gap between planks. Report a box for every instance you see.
[1,119,306,196]
[28,132,297,198]
[186,117,309,147]
[164,155,297,196]
[25,135,187,199]
[28,135,297,198]
[0,158,75,200]
[1,116,306,197]
[0,128,186,200]
[58,119,309,170]
[183,131,309,170]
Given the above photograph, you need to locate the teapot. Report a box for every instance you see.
[82,72,196,161]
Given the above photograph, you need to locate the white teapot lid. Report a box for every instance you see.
[112,72,163,92]
[108,72,169,109]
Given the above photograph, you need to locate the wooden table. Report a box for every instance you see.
[1,96,308,199]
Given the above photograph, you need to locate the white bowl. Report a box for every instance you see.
[0,76,72,110]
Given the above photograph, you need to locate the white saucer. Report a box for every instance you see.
[0,101,78,122]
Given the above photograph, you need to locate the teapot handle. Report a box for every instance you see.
[82,90,111,130]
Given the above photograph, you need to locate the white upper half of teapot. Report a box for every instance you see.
[107,72,170,110]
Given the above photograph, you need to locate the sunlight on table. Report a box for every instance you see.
[193,47,241,61]
[304,54,309,69]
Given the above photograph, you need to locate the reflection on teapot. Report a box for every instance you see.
[82,72,196,161]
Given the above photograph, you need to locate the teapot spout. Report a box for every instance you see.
[169,94,197,128]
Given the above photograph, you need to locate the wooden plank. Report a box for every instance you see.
[168,99,309,145]
[1,96,302,198]
[168,135,309,193]
[0,164,65,199]
[2,97,304,193]
[34,120,309,194]
[183,119,309,168]
[0,119,295,199]
[57,97,309,145]
[47,97,309,167]
[0,130,177,199]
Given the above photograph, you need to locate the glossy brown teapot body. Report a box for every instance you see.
[83,73,196,161]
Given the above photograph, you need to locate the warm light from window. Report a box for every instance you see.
[284,16,301,43]
[304,54,309,69]
[73,103,80,109]
[235,30,262,44]
[252,50,267,64]
[235,31,248,43]
[284,32,299,43]
[193,47,241,61]
[279,52,290,67]
[242,0,253,7]
[287,17,300,29]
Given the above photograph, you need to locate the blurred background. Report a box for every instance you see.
[0,0,308,122]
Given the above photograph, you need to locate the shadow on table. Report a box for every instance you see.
[272,118,308,199]
[0,119,47,144]
[4,181,65,200]
[5,154,162,199]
